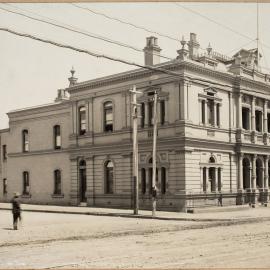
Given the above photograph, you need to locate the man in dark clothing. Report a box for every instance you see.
[11,192,21,230]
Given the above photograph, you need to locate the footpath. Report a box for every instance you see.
[1,202,270,222]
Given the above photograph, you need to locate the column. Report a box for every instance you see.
[214,168,218,192]
[158,168,161,191]
[70,156,79,205]
[86,155,94,205]
[200,167,203,191]
[238,93,242,129]
[252,154,257,189]
[265,156,269,189]
[179,81,189,120]
[85,101,89,133]
[157,100,160,124]
[72,102,77,134]
[264,100,268,133]
[238,153,243,190]
[145,169,149,193]
[251,97,256,131]
[165,99,169,124]
[205,100,208,125]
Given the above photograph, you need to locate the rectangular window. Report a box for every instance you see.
[141,103,145,128]
[255,110,262,132]
[201,100,205,124]
[148,101,153,126]
[54,125,61,149]
[79,107,86,135]
[207,100,214,126]
[54,170,62,195]
[2,145,7,161]
[242,107,250,130]
[3,178,7,195]
[216,104,220,127]
[22,130,29,152]
[104,102,113,132]
[23,171,30,195]
[268,113,270,133]
[160,100,165,125]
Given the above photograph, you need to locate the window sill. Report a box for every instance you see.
[51,194,64,198]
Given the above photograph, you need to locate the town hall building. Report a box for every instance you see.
[1,33,270,211]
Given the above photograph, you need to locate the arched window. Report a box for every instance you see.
[22,130,29,152]
[23,171,30,195]
[209,156,215,163]
[54,170,62,195]
[105,160,114,194]
[141,168,146,194]
[161,167,166,194]
[104,102,113,132]
[53,125,61,149]
[79,106,86,135]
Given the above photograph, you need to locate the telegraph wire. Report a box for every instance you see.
[0,26,239,90]
[0,4,174,61]
[70,3,181,43]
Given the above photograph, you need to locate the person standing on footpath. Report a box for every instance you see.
[11,192,21,230]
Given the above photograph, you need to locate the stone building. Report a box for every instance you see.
[1,33,270,211]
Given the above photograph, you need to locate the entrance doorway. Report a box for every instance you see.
[79,160,87,202]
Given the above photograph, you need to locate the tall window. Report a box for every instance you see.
[201,100,206,124]
[161,167,166,194]
[218,168,222,192]
[141,168,146,194]
[105,160,114,194]
[216,104,220,127]
[255,110,262,132]
[267,113,270,133]
[23,171,30,195]
[22,130,29,152]
[54,125,61,149]
[160,100,165,125]
[203,167,207,192]
[3,178,7,195]
[54,170,62,195]
[141,103,145,128]
[2,145,7,161]
[148,101,153,126]
[242,107,250,130]
[104,102,113,132]
[207,100,214,126]
[79,106,86,135]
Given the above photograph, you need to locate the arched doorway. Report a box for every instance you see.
[256,158,263,189]
[79,160,87,202]
[105,160,114,194]
[243,157,251,189]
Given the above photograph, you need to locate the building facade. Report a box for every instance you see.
[1,33,270,211]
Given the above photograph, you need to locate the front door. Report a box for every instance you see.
[79,168,87,202]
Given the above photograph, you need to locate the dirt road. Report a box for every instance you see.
[1,209,270,268]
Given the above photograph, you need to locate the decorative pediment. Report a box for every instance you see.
[204,86,217,95]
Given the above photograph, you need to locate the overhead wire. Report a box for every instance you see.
[0,4,174,62]
[0,26,238,90]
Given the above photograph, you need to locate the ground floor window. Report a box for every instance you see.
[105,160,114,194]
[141,168,146,194]
[23,171,30,195]
[54,170,62,195]
[3,178,7,195]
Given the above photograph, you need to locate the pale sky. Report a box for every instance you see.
[1,2,270,129]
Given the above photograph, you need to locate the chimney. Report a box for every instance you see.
[143,36,161,66]
[188,33,200,59]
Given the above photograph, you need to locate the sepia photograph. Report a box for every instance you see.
[1,1,270,268]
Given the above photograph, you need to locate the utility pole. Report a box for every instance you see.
[152,90,158,217]
[130,85,141,215]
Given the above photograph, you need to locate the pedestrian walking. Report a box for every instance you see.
[11,192,21,230]
[218,192,223,207]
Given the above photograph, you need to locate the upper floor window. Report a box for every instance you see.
[141,103,145,128]
[22,171,30,195]
[207,100,215,126]
[148,101,153,126]
[54,169,62,195]
[54,125,61,149]
[160,100,165,125]
[79,106,86,135]
[242,107,250,130]
[104,101,113,132]
[3,178,7,195]
[255,110,262,132]
[268,113,270,133]
[105,160,114,194]
[2,145,7,161]
[22,130,29,152]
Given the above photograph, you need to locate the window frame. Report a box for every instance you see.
[22,171,30,195]
[22,129,29,152]
[53,169,62,195]
[53,125,61,150]
[104,101,113,132]
[79,106,86,135]
[104,160,114,194]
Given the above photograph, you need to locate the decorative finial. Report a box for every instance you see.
[68,66,78,87]
[70,66,75,77]
[207,43,212,55]
[180,36,186,49]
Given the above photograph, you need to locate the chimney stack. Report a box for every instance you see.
[143,36,161,66]
[188,33,200,59]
